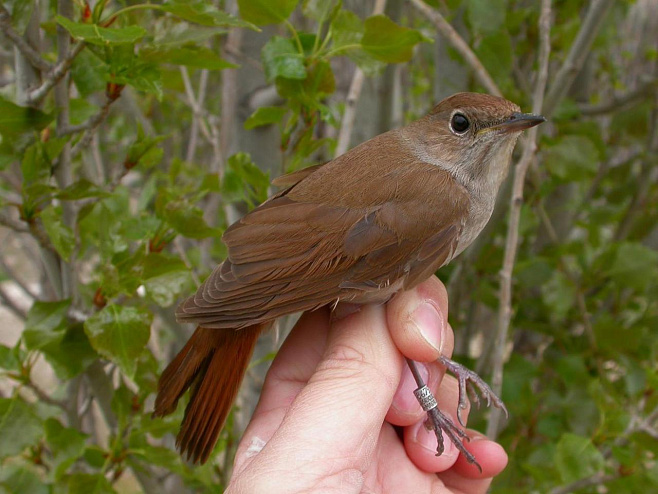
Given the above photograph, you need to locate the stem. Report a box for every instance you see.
[284,19,304,55]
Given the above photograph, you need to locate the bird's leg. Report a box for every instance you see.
[405,358,480,470]
[437,355,508,427]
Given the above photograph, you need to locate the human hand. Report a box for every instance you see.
[227,276,507,493]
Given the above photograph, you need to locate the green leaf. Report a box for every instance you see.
[303,0,341,23]
[0,344,20,372]
[111,61,163,99]
[140,46,238,70]
[223,152,270,207]
[362,15,426,63]
[56,16,147,45]
[161,1,258,30]
[0,397,43,458]
[331,9,362,50]
[607,243,658,292]
[467,0,507,35]
[70,50,107,97]
[84,305,152,379]
[124,130,167,169]
[541,271,576,319]
[67,473,116,494]
[555,433,605,483]
[0,98,52,138]
[23,299,71,351]
[0,464,48,494]
[238,0,300,26]
[40,205,75,261]
[141,253,192,307]
[41,325,98,379]
[262,36,307,81]
[474,32,513,84]
[57,179,110,200]
[161,200,221,239]
[153,24,227,48]
[21,138,68,184]
[44,418,87,480]
[244,106,288,129]
[545,135,600,182]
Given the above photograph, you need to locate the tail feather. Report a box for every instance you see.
[153,325,263,464]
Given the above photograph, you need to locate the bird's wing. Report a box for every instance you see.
[176,136,470,329]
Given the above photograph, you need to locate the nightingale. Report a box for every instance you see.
[153,92,545,466]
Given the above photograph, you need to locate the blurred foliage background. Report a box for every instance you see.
[0,0,656,492]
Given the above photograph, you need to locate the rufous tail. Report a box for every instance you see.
[153,325,263,464]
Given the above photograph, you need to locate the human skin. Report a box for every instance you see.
[227,276,508,493]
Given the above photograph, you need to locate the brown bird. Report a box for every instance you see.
[153,92,545,465]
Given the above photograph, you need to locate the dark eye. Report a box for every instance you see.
[450,113,470,134]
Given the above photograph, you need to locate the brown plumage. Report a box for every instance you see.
[153,92,545,464]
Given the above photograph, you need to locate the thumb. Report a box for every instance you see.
[236,304,403,490]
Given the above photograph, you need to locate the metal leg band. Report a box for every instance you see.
[414,385,438,412]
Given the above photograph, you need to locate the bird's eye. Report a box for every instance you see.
[450,113,470,134]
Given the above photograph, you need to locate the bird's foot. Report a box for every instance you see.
[438,355,508,427]
[407,357,508,473]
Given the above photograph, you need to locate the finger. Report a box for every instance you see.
[439,433,508,494]
[386,359,444,426]
[232,304,404,491]
[386,276,453,363]
[402,374,468,472]
[233,308,331,474]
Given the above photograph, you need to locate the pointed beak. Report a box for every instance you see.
[491,112,546,134]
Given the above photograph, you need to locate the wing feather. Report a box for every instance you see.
[176,142,470,328]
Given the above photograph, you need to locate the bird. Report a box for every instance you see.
[153,92,546,465]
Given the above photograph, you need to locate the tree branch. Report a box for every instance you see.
[26,41,84,106]
[0,3,52,73]
[488,0,552,440]
[0,282,27,319]
[69,95,116,157]
[408,0,502,97]
[543,0,614,116]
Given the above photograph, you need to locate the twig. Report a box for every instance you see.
[185,69,209,163]
[0,255,39,300]
[543,0,614,117]
[69,96,116,157]
[61,96,115,136]
[0,282,27,319]
[26,41,84,105]
[0,210,29,233]
[488,0,552,440]
[335,0,387,157]
[408,0,502,97]
[0,3,52,72]
[22,378,69,410]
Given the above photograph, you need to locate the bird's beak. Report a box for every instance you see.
[489,112,546,134]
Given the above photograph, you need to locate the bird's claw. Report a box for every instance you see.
[438,355,508,427]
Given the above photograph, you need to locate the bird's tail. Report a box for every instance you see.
[153,324,263,464]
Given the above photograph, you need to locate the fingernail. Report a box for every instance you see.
[411,302,444,353]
